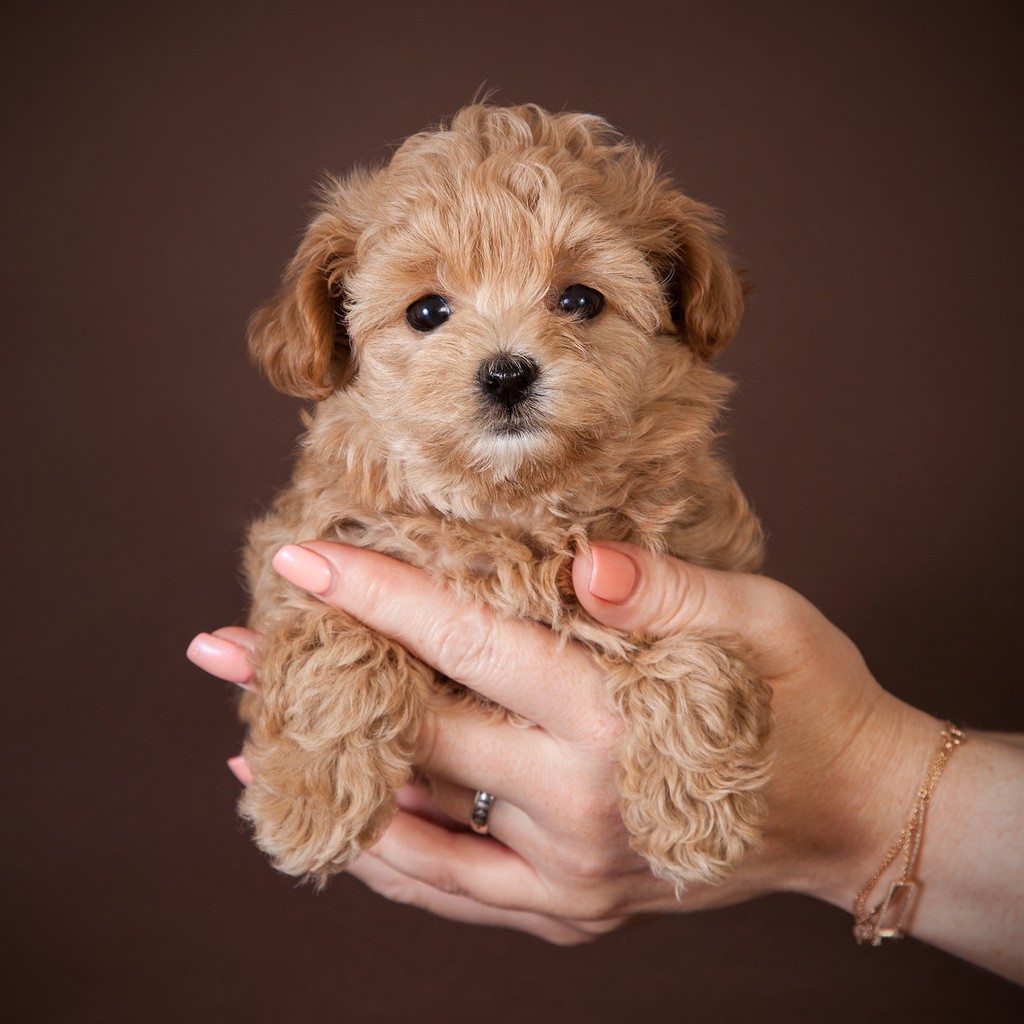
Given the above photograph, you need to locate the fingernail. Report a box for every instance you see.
[187,633,255,689]
[227,756,252,786]
[588,545,638,604]
[272,544,333,594]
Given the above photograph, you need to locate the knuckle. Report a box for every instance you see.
[433,607,500,683]
[577,708,625,753]
[536,864,621,921]
[546,778,624,847]
[374,877,421,907]
[546,825,625,892]
[429,850,469,898]
[434,874,468,899]
[648,559,708,637]
[348,567,394,623]
[568,848,620,887]
[564,789,611,829]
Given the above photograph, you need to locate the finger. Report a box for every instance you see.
[271,541,606,739]
[226,755,252,785]
[415,705,561,803]
[369,810,545,913]
[212,626,260,652]
[347,855,594,944]
[371,813,647,924]
[395,782,466,830]
[573,542,823,677]
[409,775,536,846]
[187,630,257,688]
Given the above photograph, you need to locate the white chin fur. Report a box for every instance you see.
[468,428,550,477]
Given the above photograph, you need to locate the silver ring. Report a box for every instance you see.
[470,791,495,835]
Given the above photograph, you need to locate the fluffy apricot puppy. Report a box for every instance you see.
[239,103,770,892]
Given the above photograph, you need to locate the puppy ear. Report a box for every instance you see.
[248,199,360,400]
[657,195,744,360]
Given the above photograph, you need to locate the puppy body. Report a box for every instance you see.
[240,105,771,891]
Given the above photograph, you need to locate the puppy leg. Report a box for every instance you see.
[238,603,432,885]
[608,637,772,892]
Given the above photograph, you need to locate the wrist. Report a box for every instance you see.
[781,694,942,912]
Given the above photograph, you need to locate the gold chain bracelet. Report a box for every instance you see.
[852,721,966,946]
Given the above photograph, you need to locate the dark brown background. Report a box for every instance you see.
[3,1,1022,1021]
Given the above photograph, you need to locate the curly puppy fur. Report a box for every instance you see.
[239,103,771,892]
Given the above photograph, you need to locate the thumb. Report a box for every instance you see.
[573,542,796,648]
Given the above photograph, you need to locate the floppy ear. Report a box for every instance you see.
[656,194,745,360]
[248,194,361,400]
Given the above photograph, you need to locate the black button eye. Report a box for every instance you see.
[558,284,605,320]
[406,294,451,332]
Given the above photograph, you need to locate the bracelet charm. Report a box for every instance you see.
[854,879,918,945]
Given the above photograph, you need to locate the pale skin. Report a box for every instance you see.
[188,541,1024,984]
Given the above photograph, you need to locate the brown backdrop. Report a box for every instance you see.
[3,2,1022,1021]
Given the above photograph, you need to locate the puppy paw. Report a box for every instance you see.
[239,736,410,885]
[608,636,772,892]
[237,606,431,885]
[620,763,768,891]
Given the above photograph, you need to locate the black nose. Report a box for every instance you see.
[477,354,539,410]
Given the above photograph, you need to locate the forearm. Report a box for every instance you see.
[904,731,1024,982]
[799,704,1024,983]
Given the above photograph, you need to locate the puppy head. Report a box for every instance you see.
[249,105,744,501]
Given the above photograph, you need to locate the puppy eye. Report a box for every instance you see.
[557,284,605,320]
[406,294,451,332]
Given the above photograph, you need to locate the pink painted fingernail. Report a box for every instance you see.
[227,756,252,786]
[588,545,638,604]
[272,544,333,594]
[187,633,255,689]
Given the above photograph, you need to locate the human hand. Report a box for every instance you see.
[191,542,675,942]
[187,541,935,942]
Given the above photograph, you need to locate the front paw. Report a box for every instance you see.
[239,736,410,886]
[236,604,432,885]
[620,759,768,890]
[609,638,772,892]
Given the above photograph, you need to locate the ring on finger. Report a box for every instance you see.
[470,790,496,835]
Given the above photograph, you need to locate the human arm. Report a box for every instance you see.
[188,542,1024,981]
